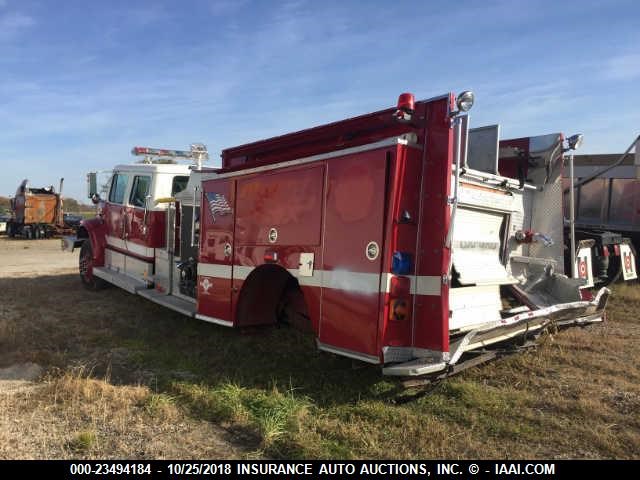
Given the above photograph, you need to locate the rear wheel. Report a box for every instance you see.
[79,241,106,290]
[604,254,623,285]
[276,278,312,333]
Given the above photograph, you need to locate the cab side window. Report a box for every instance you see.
[171,175,189,196]
[130,175,152,208]
[108,173,129,204]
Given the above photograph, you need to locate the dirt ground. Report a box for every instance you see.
[0,237,245,459]
[0,238,78,277]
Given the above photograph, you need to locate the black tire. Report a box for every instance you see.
[7,222,15,238]
[25,227,32,239]
[604,255,623,285]
[276,279,312,333]
[79,241,107,290]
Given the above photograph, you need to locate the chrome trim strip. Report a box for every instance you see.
[316,341,380,364]
[198,264,443,296]
[195,313,234,327]
[382,273,441,296]
[106,235,155,258]
[199,137,420,181]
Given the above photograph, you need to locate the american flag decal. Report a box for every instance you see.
[206,192,232,220]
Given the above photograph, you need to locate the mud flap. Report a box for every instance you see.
[620,244,638,281]
[575,246,594,288]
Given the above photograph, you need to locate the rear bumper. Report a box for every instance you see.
[61,236,85,252]
[383,287,610,377]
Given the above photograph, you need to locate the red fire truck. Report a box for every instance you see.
[63,92,611,377]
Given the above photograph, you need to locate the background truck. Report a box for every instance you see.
[561,136,640,285]
[64,91,610,379]
[6,178,72,239]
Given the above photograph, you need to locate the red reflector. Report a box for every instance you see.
[264,251,278,263]
[580,288,594,301]
[602,245,610,257]
[578,259,588,278]
[389,275,411,297]
[614,244,621,256]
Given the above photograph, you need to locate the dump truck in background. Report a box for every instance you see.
[63,91,612,379]
[6,178,72,238]
[560,136,640,285]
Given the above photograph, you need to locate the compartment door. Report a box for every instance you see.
[451,207,516,286]
[319,150,388,358]
[197,179,236,325]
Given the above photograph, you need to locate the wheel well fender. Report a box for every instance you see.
[235,264,309,328]
[80,217,107,267]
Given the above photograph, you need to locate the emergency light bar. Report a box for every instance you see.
[132,146,199,158]
[132,146,186,157]
[131,143,209,166]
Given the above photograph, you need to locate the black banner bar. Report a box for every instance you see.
[0,460,637,479]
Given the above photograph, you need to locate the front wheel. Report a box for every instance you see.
[79,241,107,290]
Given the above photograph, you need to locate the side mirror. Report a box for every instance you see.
[566,134,584,151]
[87,172,98,198]
[91,193,101,204]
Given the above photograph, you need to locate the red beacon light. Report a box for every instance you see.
[395,92,415,122]
[132,146,150,155]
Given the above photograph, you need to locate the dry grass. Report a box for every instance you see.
[0,238,639,459]
[0,367,245,459]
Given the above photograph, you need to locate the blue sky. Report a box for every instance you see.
[0,0,638,201]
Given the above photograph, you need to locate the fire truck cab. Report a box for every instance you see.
[65,92,610,377]
[87,163,190,291]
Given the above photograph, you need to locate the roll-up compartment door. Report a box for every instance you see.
[451,207,516,286]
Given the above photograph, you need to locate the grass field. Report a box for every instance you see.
[0,239,638,459]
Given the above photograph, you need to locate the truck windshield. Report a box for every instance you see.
[108,173,129,204]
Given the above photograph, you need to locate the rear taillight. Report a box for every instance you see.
[388,275,411,322]
[580,289,594,301]
[390,298,409,321]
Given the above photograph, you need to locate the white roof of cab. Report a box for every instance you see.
[113,163,192,174]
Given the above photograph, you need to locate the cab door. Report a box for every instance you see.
[196,178,236,325]
[104,172,130,245]
[126,174,155,254]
